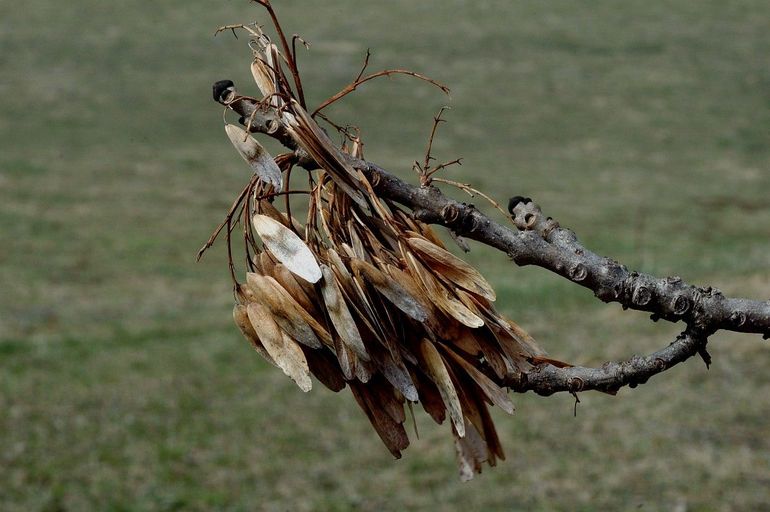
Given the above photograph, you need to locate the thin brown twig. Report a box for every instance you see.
[426,158,463,179]
[196,176,256,261]
[422,106,450,172]
[291,34,310,62]
[312,69,450,117]
[214,23,261,39]
[355,49,372,82]
[282,163,296,233]
[431,177,517,227]
[226,216,236,283]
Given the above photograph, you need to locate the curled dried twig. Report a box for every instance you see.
[312,68,450,117]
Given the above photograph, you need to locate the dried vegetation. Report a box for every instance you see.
[201,3,559,479]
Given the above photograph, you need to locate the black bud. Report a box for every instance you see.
[508,196,526,214]
[213,80,235,102]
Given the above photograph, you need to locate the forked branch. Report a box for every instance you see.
[212,81,769,396]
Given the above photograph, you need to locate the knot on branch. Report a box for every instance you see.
[569,263,588,282]
[631,284,653,307]
[567,377,585,393]
[441,203,460,224]
[671,294,691,316]
[508,196,559,238]
[439,203,480,235]
[730,311,747,328]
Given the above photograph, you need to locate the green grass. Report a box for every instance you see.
[2,0,770,510]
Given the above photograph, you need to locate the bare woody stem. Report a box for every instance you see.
[213,82,770,395]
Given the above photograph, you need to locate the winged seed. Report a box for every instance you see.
[252,214,322,283]
[225,124,283,189]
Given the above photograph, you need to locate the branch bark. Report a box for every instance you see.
[213,81,770,395]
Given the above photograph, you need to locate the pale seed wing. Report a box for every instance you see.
[404,252,483,328]
[327,251,386,344]
[225,124,283,189]
[264,43,284,107]
[235,282,257,304]
[411,368,446,424]
[378,359,419,402]
[278,333,313,392]
[327,248,353,285]
[246,273,328,349]
[407,237,496,301]
[246,303,312,392]
[498,315,545,357]
[258,251,276,277]
[273,263,319,316]
[382,264,436,319]
[251,58,276,99]
[259,199,305,233]
[453,419,487,481]
[348,222,368,261]
[441,344,514,414]
[233,304,277,367]
[437,294,485,328]
[420,339,465,437]
[349,258,428,322]
[334,335,356,381]
[320,265,370,361]
[368,341,419,402]
[252,214,322,283]
[354,358,374,384]
[339,242,356,260]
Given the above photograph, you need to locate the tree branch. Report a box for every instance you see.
[512,327,707,395]
[212,81,770,395]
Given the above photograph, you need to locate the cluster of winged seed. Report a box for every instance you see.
[216,24,548,480]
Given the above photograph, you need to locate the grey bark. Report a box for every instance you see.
[214,82,770,395]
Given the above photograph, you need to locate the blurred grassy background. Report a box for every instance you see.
[2,0,769,510]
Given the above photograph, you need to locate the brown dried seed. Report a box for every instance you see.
[407,237,496,301]
[246,273,329,349]
[419,339,465,438]
[233,304,277,367]
[350,258,428,322]
[320,265,370,362]
[246,302,312,392]
[441,344,514,414]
